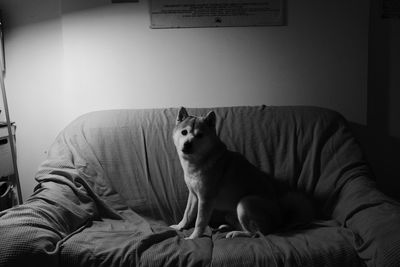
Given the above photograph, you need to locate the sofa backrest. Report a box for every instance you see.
[36,106,371,224]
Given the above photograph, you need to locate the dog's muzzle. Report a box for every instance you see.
[182,142,193,154]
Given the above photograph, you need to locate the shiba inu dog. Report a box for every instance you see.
[170,107,315,239]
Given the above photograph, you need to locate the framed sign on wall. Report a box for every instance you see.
[382,0,400,18]
[150,0,285,28]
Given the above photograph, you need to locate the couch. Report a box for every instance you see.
[1,106,400,267]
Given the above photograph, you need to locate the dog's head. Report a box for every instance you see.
[173,107,219,160]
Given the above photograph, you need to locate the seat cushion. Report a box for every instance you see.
[59,212,362,267]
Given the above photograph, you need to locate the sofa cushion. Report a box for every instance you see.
[58,213,362,267]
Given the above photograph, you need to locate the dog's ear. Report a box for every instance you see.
[176,107,189,124]
[204,111,216,128]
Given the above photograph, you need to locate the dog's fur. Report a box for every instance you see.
[170,107,314,239]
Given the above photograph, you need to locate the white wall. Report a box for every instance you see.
[0,0,370,201]
[61,1,369,122]
[0,0,64,200]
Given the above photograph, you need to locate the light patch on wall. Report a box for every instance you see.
[4,18,65,201]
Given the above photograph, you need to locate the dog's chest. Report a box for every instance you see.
[183,166,220,197]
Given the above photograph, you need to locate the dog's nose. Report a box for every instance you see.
[182,142,192,154]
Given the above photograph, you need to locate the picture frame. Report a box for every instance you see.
[150,0,286,29]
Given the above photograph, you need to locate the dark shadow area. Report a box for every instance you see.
[350,122,400,201]
[0,0,114,29]
[361,0,400,201]
[367,0,392,133]
[0,0,60,28]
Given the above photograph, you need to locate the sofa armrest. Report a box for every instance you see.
[0,181,98,267]
[333,176,400,267]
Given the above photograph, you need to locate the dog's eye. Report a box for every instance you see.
[181,130,188,136]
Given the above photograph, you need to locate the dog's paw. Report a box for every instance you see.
[186,231,201,239]
[225,231,253,238]
[217,224,231,231]
[170,224,184,231]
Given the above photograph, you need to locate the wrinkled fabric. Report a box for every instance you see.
[1,106,399,266]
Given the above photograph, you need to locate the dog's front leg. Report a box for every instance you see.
[187,198,214,239]
[170,190,197,230]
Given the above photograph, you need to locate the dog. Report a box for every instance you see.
[170,107,315,239]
